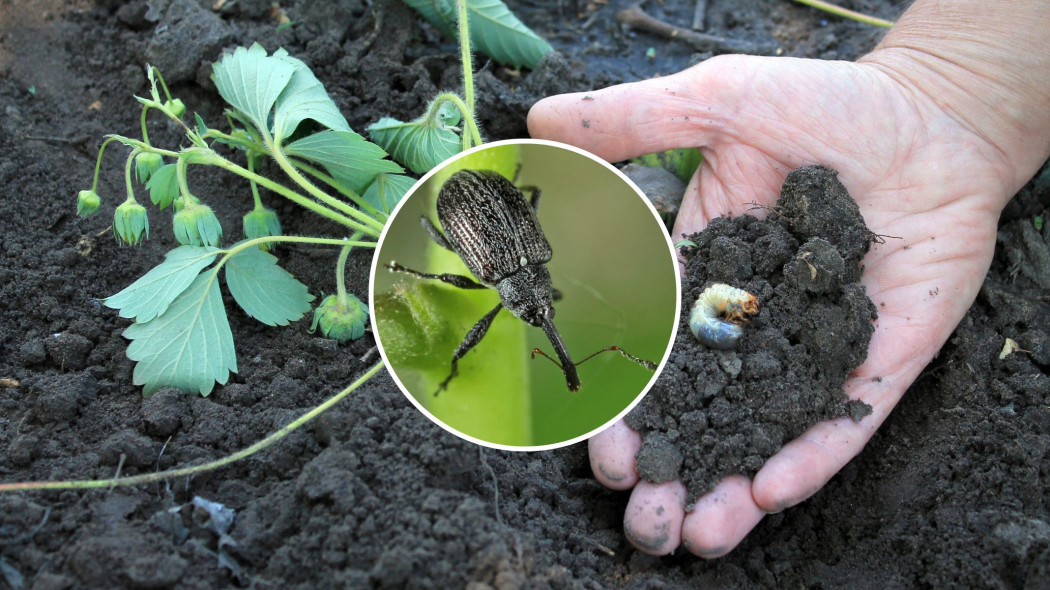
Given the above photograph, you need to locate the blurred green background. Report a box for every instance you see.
[373,142,679,448]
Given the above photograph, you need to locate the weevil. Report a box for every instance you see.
[387,169,655,395]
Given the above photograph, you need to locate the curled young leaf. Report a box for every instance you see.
[368,102,462,174]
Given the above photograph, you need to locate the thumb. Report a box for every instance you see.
[527,65,723,162]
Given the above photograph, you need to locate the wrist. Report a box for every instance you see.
[858,2,1050,193]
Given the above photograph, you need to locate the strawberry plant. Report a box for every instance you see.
[77,0,486,397]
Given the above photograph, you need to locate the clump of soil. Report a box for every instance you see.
[626,165,877,501]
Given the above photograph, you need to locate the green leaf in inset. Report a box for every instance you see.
[271,49,351,139]
[368,102,462,174]
[363,173,416,214]
[225,247,314,326]
[123,271,235,396]
[402,0,553,69]
[211,43,296,135]
[284,130,403,194]
[104,246,220,322]
[145,163,180,209]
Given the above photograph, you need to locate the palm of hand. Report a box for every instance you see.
[529,54,1013,556]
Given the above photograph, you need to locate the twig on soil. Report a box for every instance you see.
[478,447,503,526]
[21,134,91,145]
[691,0,709,30]
[0,507,50,546]
[109,453,127,492]
[617,4,776,55]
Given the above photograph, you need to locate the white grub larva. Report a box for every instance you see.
[689,284,759,350]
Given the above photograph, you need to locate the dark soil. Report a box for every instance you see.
[627,166,877,503]
[1,0,1048,589]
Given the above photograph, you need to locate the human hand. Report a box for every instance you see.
[528,53,1031,557]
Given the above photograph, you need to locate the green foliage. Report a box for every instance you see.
[106,246,219,323]
[225,248,314,326]
[310,294,369,343]
[82,5,488,395]
[77,189,100,217]
[123,272,235,396]
[402,0,553,69]
[173,202,223,247]
[283,130,402,194]
[113,200,149,245]
[145,164,179,209]
[368,102,463,175]
[242,206,282,245]
[107,244,314,396]
[362,174,415,215]
[135,152,164,184]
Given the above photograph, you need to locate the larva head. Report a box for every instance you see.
[720,293,759,324]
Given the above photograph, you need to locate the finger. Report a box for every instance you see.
[681,475,766,558]
[623,480,687,555]
[527,67,720,162]
[588,420,641,490]
[750,341,926,511]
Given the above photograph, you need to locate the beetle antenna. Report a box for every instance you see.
[575,346,658,371]
[530,344,658,383]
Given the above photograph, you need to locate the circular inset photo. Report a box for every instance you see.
[370,140,680,449]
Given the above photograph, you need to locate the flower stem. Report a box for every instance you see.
[90,136,123,193]
[139,106,151,146]
[0,362,385,493]
[124,148,141,204]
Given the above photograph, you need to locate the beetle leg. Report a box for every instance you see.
[420,215,455,251]
[436,303,505,395]
[519,185,542,211]
[386,262,488,290]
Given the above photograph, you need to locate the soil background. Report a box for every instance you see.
[0,0,1048,589]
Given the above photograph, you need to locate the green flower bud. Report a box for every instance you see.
[242,206,282,249]
[135,152,164,184]
[77,189,101,217]
[113,200,149,245]
[173,202,222,247]
[164,98,186,118]
[310,294,369,343]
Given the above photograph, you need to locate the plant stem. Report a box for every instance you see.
[90,136,123,192]
[0,361,385,493]
[200,151,381,237]
[221,235,375,262]
[124,148,141,204]
[154,67,175,102]
[457,0,475,120]
[792,0,894,27]
[247,151,263,210]
[432,93,483,149]
[286,158,384,220]
[139,106,151,146]
[267,134,386,234]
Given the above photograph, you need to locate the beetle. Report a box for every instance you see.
[386,168,654,395]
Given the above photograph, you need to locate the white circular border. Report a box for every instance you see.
[368,138,682,452]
